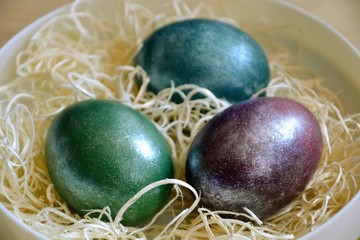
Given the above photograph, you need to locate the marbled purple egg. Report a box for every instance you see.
[186,97,323,219]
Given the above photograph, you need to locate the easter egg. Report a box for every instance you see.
[45,100,174,226]
[135,18,270,103]
[186,97,323,219]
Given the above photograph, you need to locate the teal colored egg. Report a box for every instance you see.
[135,19,270,103]
[45,100,174,226]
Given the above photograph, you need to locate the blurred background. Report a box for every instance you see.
[0,0,359,49]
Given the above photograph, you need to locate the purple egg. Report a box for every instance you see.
[186,97,323,219]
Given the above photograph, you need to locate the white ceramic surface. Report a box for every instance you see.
[0,1,359,239]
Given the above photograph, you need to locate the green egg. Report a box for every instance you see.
[45,99,174,226]
[135,18,270,103]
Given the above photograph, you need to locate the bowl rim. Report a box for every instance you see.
[271,0,359,56]
[0,1,359,239]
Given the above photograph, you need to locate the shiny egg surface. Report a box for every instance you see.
[186,97,323,219]
[45,100,174,226]
[135,19,270,103]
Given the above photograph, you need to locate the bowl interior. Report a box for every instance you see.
[0,0,359,239]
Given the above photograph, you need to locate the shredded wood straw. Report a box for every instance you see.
[0,0,359,239]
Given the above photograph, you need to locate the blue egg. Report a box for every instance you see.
[135,19,270,103]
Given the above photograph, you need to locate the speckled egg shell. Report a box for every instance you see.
[186,97,323,219]
[45,100,174,226]
[135,19,270,103]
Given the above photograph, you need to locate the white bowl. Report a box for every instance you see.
[0,1,359,239]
